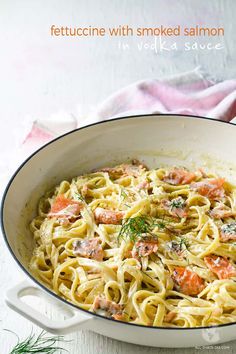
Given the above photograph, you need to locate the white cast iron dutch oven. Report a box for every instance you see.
[2,114,236,348]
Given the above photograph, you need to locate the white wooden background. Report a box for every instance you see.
[0,0,236,353]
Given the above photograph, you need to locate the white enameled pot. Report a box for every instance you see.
[2,114,236,348]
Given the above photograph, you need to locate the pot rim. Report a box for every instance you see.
[2,113,236,331]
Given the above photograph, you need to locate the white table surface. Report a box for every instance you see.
[0,0,236,353]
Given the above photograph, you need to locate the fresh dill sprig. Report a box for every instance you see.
[221,222,236,236]
[169,197,185,211]
[7,330,69,354]
[74,191,85,202]
[120,188,128,201]
[169,237,189,253]
[179,237,189,249]
[156,220,165,230]
[124,204,131,208]
[118,215,164,243]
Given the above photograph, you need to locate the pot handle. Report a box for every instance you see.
[5,280,93,334]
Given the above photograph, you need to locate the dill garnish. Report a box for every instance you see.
[124,204,131,208]
[169,197,185,210]
[168,237,189,254]
[7,330,69,354]
[121,188,128,201]
[118,215,164,243]
[158,220,166,230]
[179,237,189,250]
[74,192,85,202]
[221,222,236,236]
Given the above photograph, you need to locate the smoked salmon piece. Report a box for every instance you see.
[73,238,104,261]
[49,195,82,219]
[210,206,234,219]
[191,178,225,200]
[94,207,124,225]
[163,168,196,185]
[100,160,147,179]
[204,255,236,279]
[93,296,123,320]
[172,267,205,296]
[161,197,187,218]
[132,239,158,258]
[164,311,176,323]
[137,180,150,190]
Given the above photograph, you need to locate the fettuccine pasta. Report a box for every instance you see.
[30,160,236,327]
